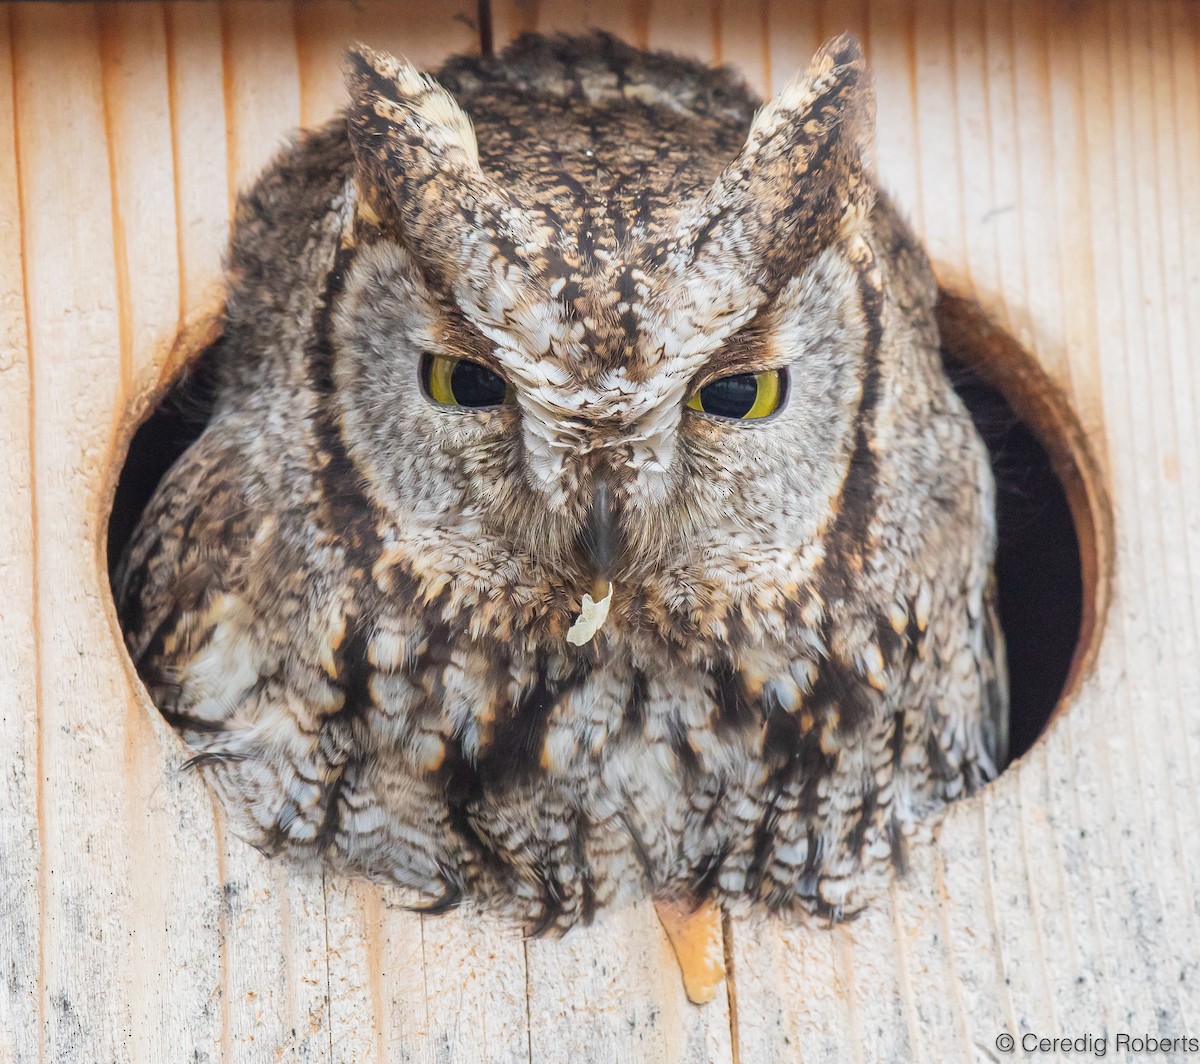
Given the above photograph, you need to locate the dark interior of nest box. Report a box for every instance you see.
[108,292,1104,767]
[938,334,1086,760]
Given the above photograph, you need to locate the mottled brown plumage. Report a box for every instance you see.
[117,32,1006,931]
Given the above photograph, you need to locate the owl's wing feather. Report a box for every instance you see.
[117,425,344,849]
[117,421,253,687]
[980,577,1010,773]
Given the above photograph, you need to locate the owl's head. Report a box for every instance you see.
[333,35,892,649]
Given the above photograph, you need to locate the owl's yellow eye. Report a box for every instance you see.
[686,369,784,420]
[422,354,511,408]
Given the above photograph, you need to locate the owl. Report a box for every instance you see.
[117,31,1007,936]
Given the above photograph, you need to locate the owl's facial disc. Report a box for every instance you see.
[337,36,879,628]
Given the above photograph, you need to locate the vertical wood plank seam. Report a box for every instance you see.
[1102,0,1176,1017]
[756,0,770,92]
[995,6,1070,1038]
[1046,4,1112,484]
[277,867,299,1054]
[1108,0,1188,996]
[218,5,237,221]
[8,9,46,1063]
[1139,2,1200,976]
[1147,0,1200,1012]
[213,805,233,1064]
[419,914,436,1059]
[478,0,494,57]
[1164,1,1200,697]
[1014,769,1065,1038]
[941,0,968,294]
[899,2,925,236]
[1055,20,1120,1027]
[1032,2,1080,405]
[974,797,1022,1054]
[709,0,721,66]
[361,888,386,1064]
[1061,714,1116,1030]
[979,0,1019,340]
[322,868,335,1064]
[1148,0,1200,851]
[94,13,155,1060]
[886,875,924,1061]
[629,0,650,50]
[720,913,740,1064]
[832,927,866,1064]
[947,0,980,303]
[1002,0,1034,357]
[930,845,977,1061]
[1094,1,1174,1028]
[96,6,134,408]
[163,2,189,337]
[1114,0,1200,1006]
[521,935,534,1064]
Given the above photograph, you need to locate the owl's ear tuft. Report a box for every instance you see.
[341,46,551,331]
[344,44,480,172]
[675,34,876,294]
[344,45,519,297]
[761,33,875,174]
[745,32,876,245]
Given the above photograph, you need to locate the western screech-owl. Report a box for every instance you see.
[117,31,1007,933]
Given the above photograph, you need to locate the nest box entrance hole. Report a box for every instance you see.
[107,290,1111,767]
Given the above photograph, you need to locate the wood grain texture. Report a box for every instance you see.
[0,13,40,1064]
[0,1,1196,1061]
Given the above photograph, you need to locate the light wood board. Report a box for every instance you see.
[1,2,1197,1061]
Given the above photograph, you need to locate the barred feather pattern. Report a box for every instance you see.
[117,31,1006,932]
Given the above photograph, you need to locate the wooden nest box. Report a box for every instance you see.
[2,1,1195,1060]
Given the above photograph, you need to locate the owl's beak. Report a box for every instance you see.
[583,481,620,599]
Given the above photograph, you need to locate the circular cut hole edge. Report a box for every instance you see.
[101,287,1114,773]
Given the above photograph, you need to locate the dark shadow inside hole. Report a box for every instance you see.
[106,335,223,582]
[940,351,1083,761]
[107,324,1085,767]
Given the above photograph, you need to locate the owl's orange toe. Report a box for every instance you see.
[654,897,727,1005]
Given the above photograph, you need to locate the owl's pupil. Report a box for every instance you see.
[699,374,759,418]
[451,359,507,407]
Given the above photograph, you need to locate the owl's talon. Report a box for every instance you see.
[408,877,464,915]
[654,897,727,1005]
